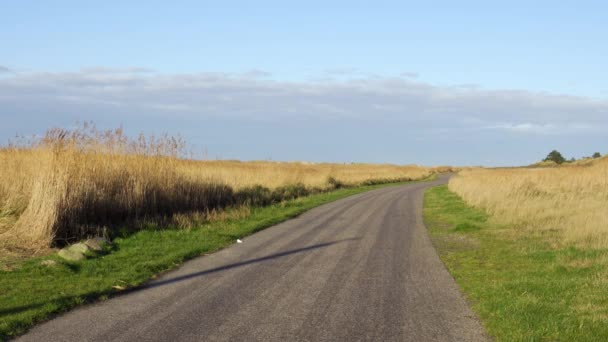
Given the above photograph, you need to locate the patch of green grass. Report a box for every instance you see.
[424,185,608,341]
[0,178,433,340]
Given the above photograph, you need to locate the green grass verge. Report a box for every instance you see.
[424,185,608,341]
[0,178,432,340]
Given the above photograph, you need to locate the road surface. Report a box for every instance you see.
[19,174,487,341]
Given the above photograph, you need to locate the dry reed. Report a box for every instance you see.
[449,158,608,247]
[0,124,433,251]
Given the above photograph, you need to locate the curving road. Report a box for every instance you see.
[19,174,487,341]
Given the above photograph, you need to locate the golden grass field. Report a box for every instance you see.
[0,124,434,252]
[449,157,608,248]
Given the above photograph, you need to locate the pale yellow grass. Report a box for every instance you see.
[449,158,608,247]
[179,160,431,189]
[0,125,432,251]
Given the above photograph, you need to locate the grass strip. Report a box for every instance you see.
[0,178,430,339]
[423,185,608,341]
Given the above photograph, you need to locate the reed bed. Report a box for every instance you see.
[449,158,608,247]
[0,124,432,251]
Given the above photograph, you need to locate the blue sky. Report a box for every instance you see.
[1,1,607,165]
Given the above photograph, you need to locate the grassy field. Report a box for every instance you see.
[0,179,434,340]
[424,185,608,341]
[0,123,435,254]
[449,157,608,248]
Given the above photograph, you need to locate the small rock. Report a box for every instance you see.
[58,248,85,262]
[68,242,91,254]
[236,239,243,244]
[41,259,58,267]
[84,237,108,252]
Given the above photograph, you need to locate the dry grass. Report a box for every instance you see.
[181,160,431,190]
[0,124,432,252]
[449,157,608,247]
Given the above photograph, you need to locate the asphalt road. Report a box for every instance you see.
[19,174,487,341]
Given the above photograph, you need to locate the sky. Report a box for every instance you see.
[1,0,607,166]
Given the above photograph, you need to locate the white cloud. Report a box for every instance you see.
[0,68,607,134]
[484,123,558,134]
[483,122,602,135]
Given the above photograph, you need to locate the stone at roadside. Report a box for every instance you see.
[84,237,109,252]
[58,248,86,262]
[68,242,91,254]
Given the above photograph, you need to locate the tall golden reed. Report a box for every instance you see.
[449,159,608,247]
[0,124,432,251]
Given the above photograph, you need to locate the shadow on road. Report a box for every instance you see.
[144,237,361,289]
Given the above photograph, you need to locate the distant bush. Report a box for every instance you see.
[272,183,310,201]
[544,150,566,164]
[366,177,413,186]
[327,176,345,189]
[234,185,273,206]
[235,183,316,206]
[593,152,601,158]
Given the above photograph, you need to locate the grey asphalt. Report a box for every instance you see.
[18,174,487,342]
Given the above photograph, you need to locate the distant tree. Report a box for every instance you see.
[544,150,566,164]
[569,157,576,163]
[592,152,601,158]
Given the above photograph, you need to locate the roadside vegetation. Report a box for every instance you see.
[424,185,608,341]
[450,155,608,247]
[0,123,433,257]
[427,153,608,340]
